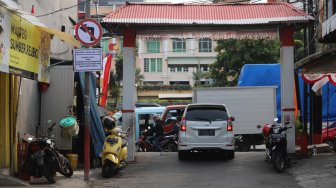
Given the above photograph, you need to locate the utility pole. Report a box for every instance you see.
[84,0,91,181]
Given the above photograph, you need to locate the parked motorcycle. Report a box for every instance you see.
[22,120,73,184]
[101,117,131,178]
[257,118,292,172]
[136,129,178,152]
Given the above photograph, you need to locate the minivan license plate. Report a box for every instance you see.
[198,129,215,136]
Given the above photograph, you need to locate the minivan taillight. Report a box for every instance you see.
[227,117,233,131]
[180,117,186,131]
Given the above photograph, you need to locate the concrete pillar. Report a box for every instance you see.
[163,39,169,85]
[280,26,295,154]
[122,27,136,161]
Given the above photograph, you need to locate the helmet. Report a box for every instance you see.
[152,114,161,121]
[102,116,116,130]
[262,123,272,137]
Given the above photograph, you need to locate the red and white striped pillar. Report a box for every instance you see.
[122,27,136,161]
[280,25,296,154]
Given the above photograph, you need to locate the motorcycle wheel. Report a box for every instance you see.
[59,162,73,178]
[39,165,56,184]
[273,152,285,173]
[102,161,117,178]
[163,142,177,152]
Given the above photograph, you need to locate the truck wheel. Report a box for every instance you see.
[238,139,251,152]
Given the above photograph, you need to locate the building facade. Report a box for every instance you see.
[138,38,217,86]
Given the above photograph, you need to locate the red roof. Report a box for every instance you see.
[102,3,313,25]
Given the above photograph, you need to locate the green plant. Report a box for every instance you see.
[295,117,303,133]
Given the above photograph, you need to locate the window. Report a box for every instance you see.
[147,39,160,53]
[170,67,176,72]
[172,38,186,52]
[186,107,228,121]
[201,66,208,72]
[169,66,189,72]
[199,38,212,52]
[144,58,162,72]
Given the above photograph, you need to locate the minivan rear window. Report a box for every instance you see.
[185,107,228,121]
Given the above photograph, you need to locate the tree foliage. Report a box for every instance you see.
[210,38,280,86]
[135,67,144,86]
[107,54,145,109]
[294,30,305,62]
[107,54,123,110]
[192,69,204,86]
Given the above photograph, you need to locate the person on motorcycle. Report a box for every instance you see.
[164,117,179,136]
[147,114,164,151]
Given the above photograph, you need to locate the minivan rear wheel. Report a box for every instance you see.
[227,150,235,160]
[178,150,189,161]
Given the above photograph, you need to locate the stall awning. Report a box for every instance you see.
[19,12,80,47]
[295,49,336,91]
[295,49,336,73]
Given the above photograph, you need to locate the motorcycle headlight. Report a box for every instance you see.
[273,128,280,134]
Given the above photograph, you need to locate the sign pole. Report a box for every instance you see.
[84,0,91,181]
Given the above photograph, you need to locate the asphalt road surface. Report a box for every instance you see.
[88,151,299,188]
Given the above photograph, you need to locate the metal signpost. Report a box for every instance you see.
[75,1,103,181]
[73,48,103,72]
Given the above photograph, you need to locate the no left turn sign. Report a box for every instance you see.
[75,19,103,46]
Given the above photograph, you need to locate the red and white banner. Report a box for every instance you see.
[301,72,336,92]
[301,73,336,85]
[100,54,112,107]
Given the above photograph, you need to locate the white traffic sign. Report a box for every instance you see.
[75,19,103,46]
[73,48,103,72]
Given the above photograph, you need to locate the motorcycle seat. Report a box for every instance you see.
[122,139,127,148]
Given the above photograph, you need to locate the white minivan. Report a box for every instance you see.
[178,103,235,160]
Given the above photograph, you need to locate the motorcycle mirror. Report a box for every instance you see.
[285,121,290,125]
[257,125,261,129]
[273,118,278,122]
[126,127,131,132]
[47,120,53,125]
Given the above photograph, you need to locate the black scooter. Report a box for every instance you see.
[258,118,292,173]
[22,120,73,184]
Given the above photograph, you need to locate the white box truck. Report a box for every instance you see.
[193,86,277,151]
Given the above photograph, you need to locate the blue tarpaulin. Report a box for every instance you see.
[79,72,105,157]
[238,64,336,122]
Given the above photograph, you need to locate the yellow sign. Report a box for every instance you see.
[0,7,50,83]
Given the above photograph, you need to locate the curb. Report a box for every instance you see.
[0,174,29,186]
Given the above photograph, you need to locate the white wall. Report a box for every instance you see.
[16,78,40,137]
[17,0,77,60]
